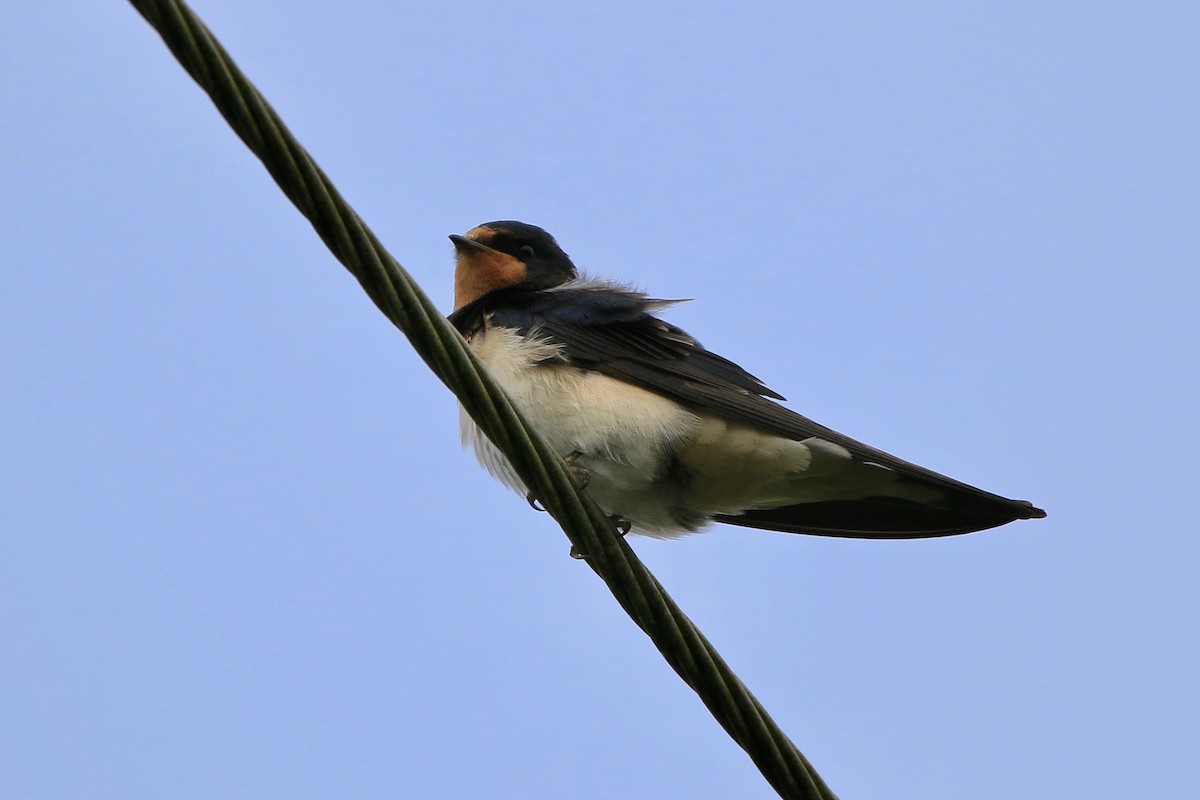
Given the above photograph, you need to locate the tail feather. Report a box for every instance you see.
[715,482,1046,539]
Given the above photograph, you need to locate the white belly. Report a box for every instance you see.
[460,326,702,535]
[460,325,918,537]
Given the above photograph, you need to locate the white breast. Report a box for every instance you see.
[460,325,701,533]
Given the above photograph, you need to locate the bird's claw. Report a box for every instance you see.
[527,450,589,512]
[568,515,633,559]
[533,451,591,517]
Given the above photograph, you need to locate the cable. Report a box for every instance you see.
[125,2,838,796]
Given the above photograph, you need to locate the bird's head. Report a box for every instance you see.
[450,221,576,310]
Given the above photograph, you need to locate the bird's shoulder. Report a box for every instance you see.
[448,279,665,335]
[448,279,783,400]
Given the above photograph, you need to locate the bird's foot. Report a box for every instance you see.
[526,450,590,512]
[568,515,632,559]
[562,449,590,490]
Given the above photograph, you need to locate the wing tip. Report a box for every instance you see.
[1016,500,1047,520]
[713,493,1047,539]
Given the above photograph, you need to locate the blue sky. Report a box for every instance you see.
[3,2,1197,798]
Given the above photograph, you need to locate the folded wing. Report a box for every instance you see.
[460,282,1046,538]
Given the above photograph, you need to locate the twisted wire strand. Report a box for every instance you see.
[125,2,838,797]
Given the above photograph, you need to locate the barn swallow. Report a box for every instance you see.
[448,221,1046,539]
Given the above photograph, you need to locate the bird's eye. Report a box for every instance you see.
[519,244,536,260]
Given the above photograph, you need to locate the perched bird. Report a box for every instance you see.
[448,221,1046,539]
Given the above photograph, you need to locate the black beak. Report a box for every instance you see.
[449,234,494,254]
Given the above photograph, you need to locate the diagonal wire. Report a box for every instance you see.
[124,2,839,797]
